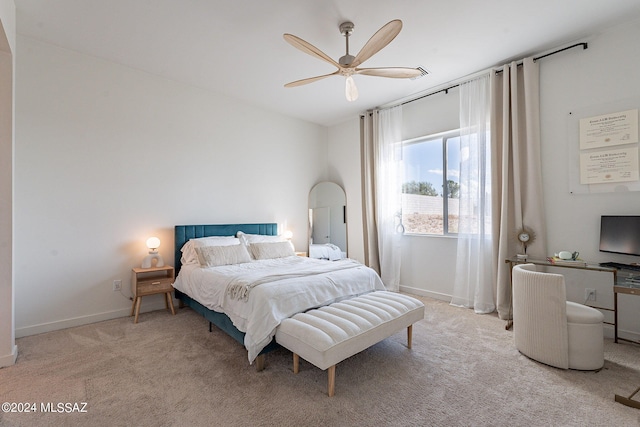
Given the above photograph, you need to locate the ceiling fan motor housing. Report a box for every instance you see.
[339,54,355,66]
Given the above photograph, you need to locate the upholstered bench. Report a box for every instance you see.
[275,291,425,396]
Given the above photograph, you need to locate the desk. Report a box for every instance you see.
[505,258,616,334]
[613,273,640,344]
[613,275,640,409]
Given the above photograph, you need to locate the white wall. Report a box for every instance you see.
[538,17,640,340]
[14,36,328,336]
[0,0,16,368]
[327,118,365,262]
[328,17,640,338]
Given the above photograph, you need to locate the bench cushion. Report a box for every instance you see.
[275,291,425,370]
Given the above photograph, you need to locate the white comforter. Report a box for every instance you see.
[173,256,386,363]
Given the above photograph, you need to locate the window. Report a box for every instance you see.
[401,130,460,235]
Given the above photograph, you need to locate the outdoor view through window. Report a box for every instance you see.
[402,130,460,235]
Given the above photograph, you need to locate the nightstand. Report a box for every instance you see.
[295,252,307,257]
[130,265,175,323]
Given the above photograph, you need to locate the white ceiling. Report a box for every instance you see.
[14,0,640,127]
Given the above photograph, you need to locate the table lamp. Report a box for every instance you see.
[142,236,164,268]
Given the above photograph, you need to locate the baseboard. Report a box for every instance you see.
[615,327,640,342]
[15,299,172,338]
[400,285,451,302]
[0,344,18,367]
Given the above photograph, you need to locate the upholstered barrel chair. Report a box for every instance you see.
[512,263,604,370]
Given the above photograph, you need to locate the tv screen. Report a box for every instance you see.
[599,215,640,256]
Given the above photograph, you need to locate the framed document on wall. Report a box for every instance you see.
[579,109,638,150]
[568,100,640,194]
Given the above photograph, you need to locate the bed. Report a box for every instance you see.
[173,223,385,369]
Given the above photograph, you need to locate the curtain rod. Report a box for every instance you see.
[400,42,588,106]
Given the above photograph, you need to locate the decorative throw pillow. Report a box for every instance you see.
[194,244,252,267]
[180,236,240,265]
[249,241,295,260]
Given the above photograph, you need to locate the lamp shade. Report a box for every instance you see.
[146,237,161,250]
[283,230,293,240]
[345,76,358,102]
[142,236,164,268]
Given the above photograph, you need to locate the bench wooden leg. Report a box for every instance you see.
[293,353,299,374]
[407,324,413,349]
[255,354,265,372]
[327,365,336,397]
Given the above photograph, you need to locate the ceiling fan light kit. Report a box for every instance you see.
[345,75,358,101]
[284,19,422,102]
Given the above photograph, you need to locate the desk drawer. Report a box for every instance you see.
[137,278,173,295]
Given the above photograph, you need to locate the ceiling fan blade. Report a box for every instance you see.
[284,71,340,88]
[283,33,341,69]
[351,20,402,68]
[356,67,423,79]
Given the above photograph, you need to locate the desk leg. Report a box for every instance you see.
[614,291,619,344]
[506,261,514,330]
[505,320,513,330]
[615,386,640,409]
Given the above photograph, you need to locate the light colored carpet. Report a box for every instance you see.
[1,295,640,426]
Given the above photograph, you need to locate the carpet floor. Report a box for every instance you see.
[1,295,640,426]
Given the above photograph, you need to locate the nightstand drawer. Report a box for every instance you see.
[137,277,173,295]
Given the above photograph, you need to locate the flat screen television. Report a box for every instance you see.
[599,215,640,256]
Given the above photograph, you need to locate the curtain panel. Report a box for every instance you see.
[361,106,403,291]
[451,73,496,313]
[492,58,547,320]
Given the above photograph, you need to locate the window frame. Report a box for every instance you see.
[401,129,461,237]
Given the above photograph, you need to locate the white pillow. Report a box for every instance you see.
[195,244,252,267]
[180,236,240,265]
[237,231,285,247]
[249,241,295,260]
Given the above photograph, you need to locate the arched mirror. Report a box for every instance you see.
[308,182,347,260]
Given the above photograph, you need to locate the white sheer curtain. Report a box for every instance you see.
[450,73,496,313]
[493,58,547,320]
[361,105,403,291]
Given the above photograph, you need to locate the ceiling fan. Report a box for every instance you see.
[284,19,422,102]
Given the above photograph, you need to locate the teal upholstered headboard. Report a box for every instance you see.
[174,223,278,274]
